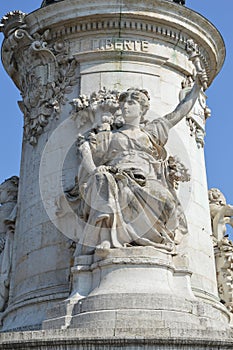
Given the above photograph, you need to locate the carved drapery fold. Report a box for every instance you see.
[62,87,194,258]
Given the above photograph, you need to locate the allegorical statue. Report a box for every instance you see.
[67,71,207,257]
[0,176,18,313]
[209,188,233,243]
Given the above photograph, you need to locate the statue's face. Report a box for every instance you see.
[121,97,142,123]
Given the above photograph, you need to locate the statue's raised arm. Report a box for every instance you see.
[164,71,208,128]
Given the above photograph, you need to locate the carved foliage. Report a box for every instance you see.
[70,88,120,130]
[19,53,78,145]
[167,156,190,190]
[1,16,79,146]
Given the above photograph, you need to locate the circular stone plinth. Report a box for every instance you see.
[1,330,233,350]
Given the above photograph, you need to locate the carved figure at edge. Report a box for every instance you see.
[68,73,206,257]
[208,188,233,312]
[0,176,18,313]
[209,188,233,243]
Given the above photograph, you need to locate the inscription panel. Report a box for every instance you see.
[76,38,150,53]
[92,38,149,52]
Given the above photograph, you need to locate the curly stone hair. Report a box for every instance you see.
[118,88,150,118]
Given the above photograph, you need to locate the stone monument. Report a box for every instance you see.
[0,0,233,349]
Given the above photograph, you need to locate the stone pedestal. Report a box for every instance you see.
[43,247,230,335]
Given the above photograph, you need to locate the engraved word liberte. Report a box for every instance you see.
[92,38,149,52]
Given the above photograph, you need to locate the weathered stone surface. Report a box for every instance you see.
[1,330,233,350]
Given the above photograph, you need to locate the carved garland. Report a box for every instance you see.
[19,54,78,146]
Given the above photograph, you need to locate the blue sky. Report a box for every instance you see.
[0,0,233,207]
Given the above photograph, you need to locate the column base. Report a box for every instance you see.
[1,330,233,350]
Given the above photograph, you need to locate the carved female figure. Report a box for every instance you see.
[70,75,205,256]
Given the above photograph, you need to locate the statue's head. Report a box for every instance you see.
[0,176,19,205]
[118,88,150,121]
[208,188,226,207]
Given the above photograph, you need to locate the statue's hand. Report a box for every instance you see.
[94,165,110,174]
[196,70,208,89]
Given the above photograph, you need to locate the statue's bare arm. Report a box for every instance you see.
[79,141,96,174]
[164,73,206,128]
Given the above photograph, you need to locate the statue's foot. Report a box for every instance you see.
[95,240,111,257]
